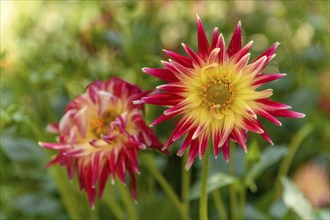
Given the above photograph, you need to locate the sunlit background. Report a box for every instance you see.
[1,1,329,219]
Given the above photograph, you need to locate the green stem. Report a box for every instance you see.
[199,147,211,220]
[239,187,246,220]
[102,185,125,219]
[49,167,81,219]
[275,124,312,198]
[89,202,99,220]
[229,142,238,220]
[181,152,191,216]
[142,154,189,220]
[117,181,138,220]
[212,190,228,220]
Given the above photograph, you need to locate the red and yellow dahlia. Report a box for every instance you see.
[39,78,162,207]
[137,15,305,169]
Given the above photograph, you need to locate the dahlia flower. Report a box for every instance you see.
[137,15,305,169]
[39,78,162,207]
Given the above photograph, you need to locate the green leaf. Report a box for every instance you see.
[1,136,44,162]
[281,177,313,220]
[188,172,235,200]
[245,146,287,188]
[15,194,61,215]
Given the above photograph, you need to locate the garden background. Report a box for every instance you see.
[1,1,329,219]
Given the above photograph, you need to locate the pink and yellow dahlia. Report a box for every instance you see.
[39,78,162,207]
[137,15,305,169]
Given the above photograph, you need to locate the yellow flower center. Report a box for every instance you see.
[206,83,231,105]
[91,111,118,137]
[202,77,235,112]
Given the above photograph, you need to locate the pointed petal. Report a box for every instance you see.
[150,113,175,127]
[230,128,247,153]
[254,120,273,145]
[196,14,210,57]
[163,49,193,67]
[210,27,219,50]
[231,41,253,62]
[252,73,286,87]
[257,109,282,126]
[185,139,199,170]
[142,67,178,83]
[142,93,183,106]
[221,139,230,162]
[39,142,70,150]
[162,116,188,150]
[98,162,110,199]
[164,101,188,116]
[192,123,207,140]
[216,34,227,64]
[227,21,242,57]
[128,167,137,201]
[256,98,291,111]
[156,83,187,93]
[172,119,195,141]
[177,128,195,156]
[91,152,101,188]
[270,109,305,118]
[248,56,267,75]
[199,133,209,159]
[218,113,235,147]
[169,59,193,79]
[234,53,250,71]
[181,43,204,66]
[243,118,264,134]
[212,130,220,158]
[255,42,280,61]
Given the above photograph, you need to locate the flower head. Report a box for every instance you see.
[137,15,305,169]
[39,78,162,207]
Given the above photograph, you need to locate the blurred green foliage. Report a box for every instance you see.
[1,1,329,219]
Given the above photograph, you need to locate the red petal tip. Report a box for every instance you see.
[161,146,169,151]
[195,12,200,20]
[184,162,193,170]
[132,100,144,105]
